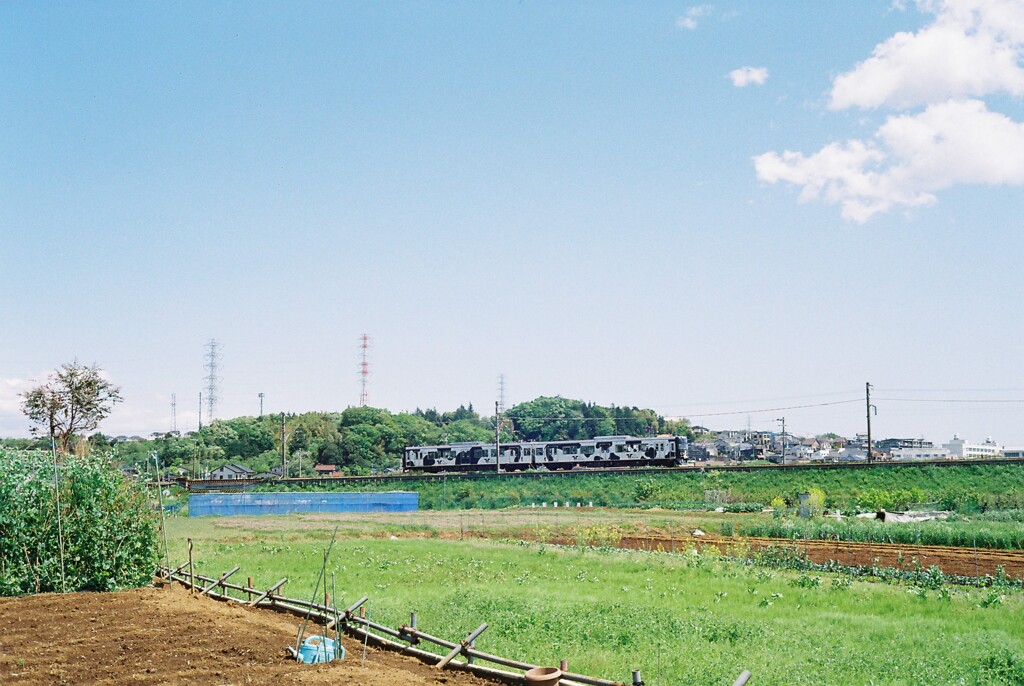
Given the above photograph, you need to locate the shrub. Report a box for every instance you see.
[0,449,158,596]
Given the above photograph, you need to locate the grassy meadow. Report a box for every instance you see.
[258,462,1024,513]
[164,511,1024,686]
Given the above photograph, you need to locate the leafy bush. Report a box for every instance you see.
[0,449,158,596]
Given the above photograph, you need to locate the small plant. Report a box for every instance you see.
[791,573,821,589]
[978,591,1004,608]
[831,576,852,590]
[978,648,1024,684]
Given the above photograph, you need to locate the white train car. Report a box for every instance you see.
[403,435,688,473]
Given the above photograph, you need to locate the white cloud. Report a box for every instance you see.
[676,5,712,30]
[757,0,1024,221]
[729,66,769,87]
[830,7,1024,110]
[755,99,1024,222]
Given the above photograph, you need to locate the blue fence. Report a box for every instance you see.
[189,491,418,517]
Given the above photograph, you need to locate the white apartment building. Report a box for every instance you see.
[890,447,951,461]
[942,435,1001,459]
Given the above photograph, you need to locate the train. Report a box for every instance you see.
[402,435,689,473]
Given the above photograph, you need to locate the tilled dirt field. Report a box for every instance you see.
[459,529,1024,579]
[0,585,493,686]
[618,533,1024,578]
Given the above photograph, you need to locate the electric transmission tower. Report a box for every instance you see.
[171,393,177,433]
[497,373,507,413]
[203,339,221,425]
[358,334,370,407]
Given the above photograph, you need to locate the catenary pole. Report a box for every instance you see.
[495,401,501,475]
[866,382,875,464]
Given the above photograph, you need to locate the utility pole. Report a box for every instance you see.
[258,392,265,417]
[866,382,877,463]
[171,393,177,433]
[776,417,786,465]
[281,412,287,477]
[495,401,501,475]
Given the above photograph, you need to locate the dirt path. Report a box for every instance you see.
[0,585,493,686]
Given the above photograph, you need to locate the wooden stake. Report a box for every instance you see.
[188,539,195,596]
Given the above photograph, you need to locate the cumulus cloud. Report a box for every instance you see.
[756,0,1024,221]
[676,5,712,30]
[755,99,1024,222]
[831,0,1024,110]
[729,66,769,87]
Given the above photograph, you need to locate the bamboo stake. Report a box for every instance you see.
[247,578,287,607]
[199,566,240,596]
[436,623,488,669]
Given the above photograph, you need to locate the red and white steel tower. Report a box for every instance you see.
[358,334,370,406]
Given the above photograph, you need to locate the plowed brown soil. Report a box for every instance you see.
[0,585,493,686]
[457,528,1024,579]
[615,534,1024,579]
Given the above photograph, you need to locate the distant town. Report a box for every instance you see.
[686,427,1023,464]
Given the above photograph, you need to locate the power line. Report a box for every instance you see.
[682,398,862,418]
[651,390,862,408]
[876,387,1024,393]
[876,397,1024,404]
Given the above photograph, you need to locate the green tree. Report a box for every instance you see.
[22,362,123,454]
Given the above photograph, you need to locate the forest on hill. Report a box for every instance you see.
[2,397,691,477]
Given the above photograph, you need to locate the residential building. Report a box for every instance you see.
[210,463,256,480]
[890,447,951,461]
[878,438,933,451]
[942,435,1001,459]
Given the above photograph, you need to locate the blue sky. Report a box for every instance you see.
[2,1,1022,445]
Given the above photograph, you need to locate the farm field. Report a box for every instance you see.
[260,461,1024,513]
[0,584,492,686]
[164,511,1024,686]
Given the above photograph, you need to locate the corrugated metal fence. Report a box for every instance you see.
[189,491,418,517]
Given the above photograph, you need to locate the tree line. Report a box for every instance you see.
[7,361,691,476]
[6,398,691,477]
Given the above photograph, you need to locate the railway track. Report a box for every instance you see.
[184,455,1024,491]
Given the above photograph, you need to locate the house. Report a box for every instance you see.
[688,442,716,462]
[210,463,256,480]
[314,464,339,477]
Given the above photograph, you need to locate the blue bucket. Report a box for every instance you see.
[297,635,344,664]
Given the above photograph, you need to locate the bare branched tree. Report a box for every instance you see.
[22,362,123,454]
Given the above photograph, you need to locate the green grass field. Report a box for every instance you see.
[164,512,1024,686]
[258,462,1024,513]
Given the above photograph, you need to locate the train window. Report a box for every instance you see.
[582,446,595,456]
[615,444,625,452]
